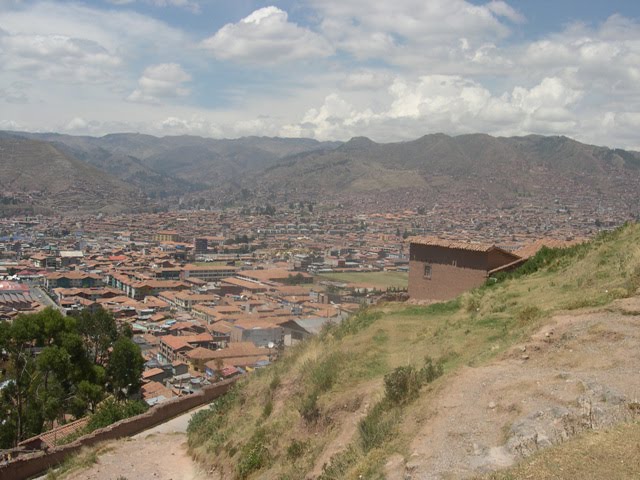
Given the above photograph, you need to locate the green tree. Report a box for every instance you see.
[77,307,118,364]
[70,380,104,418]
[0,308,103,447]
[108,337,144,400]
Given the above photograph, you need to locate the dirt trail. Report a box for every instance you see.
[61,406,212,480]
[403,300,640,479]
[64,433,207,480]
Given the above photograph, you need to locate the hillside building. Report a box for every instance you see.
[408,238,522,301]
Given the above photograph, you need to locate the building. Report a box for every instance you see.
[194,237,208,254]
[181,264,238,282]
[0,281,34,311]
[408,237,521,301]
[154,230,180,243]
[45,272,103,290]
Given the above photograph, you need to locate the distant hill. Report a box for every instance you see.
[255,133,640,203]
[0,134,146,214]
[14,132,341,196]
[4,130,640,212]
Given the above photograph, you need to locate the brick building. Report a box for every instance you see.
[408,238,521,301]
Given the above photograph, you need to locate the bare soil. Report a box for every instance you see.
[402,300,640,479]
[64,433,208,480]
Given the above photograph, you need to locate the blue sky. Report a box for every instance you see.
[1,0,640,148]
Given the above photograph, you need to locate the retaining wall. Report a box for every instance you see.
[0,378,236,480]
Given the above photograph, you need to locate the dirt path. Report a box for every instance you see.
[63,433,207,480]
[403,301,640,479]
[62,406,212,480]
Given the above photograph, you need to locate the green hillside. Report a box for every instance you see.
[188,224,640,479]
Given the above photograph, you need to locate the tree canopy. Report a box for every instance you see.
[0,307,145,448]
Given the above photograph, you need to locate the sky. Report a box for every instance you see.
[1,0,640,148]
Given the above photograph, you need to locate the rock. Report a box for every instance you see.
[488,401,497,409]
[521,354,530,360]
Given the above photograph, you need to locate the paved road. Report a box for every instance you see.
[30,286,60,310]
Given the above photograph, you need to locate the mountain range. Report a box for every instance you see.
[1,130,639,214]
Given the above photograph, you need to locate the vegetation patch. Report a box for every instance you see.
[0,307,144,449]
[318,445,360,480]
[326,309,383,340]
[187,387,239,455]
[398,298,461,316]
[236,428,271,479]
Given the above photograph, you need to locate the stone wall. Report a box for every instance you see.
[0,378,236,480]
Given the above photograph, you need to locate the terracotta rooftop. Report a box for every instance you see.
[142,367,164,379]
[408,236,498,253]
[514,238,583,260]
[19,417,89,449]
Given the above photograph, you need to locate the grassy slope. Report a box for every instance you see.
[188,224,640,480]
[317,271,408,289]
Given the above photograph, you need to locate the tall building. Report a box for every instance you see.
[194,237,208,254]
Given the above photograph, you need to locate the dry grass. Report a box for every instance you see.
[46,442,116,479]
[482,422,640,480]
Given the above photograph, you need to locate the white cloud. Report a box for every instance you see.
[127,63,191,104]
[0,81,29,104]
[280,75,585,141]
[0,30,121,83]
[2,2,640,151]
[155,116,223,137]
[343,70,393,90]
[107,0,201,13]
[0,2,189,60]
[201,6,334,64]
[0,119,24,131]
[64,117,89,131]
[487,1,525,24]
[311,0,522,66]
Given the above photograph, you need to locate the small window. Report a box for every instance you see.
[423,264,432,279]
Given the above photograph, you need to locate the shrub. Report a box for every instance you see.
[298,392,320,424]
[301,351,343,398]
[517,306,541,323]
[466,295,481,313]
[420,356,444,384]
[398,298,461,316]
[237,428,270,479]
[85,398,147,431]
[269,374,280,392]
[318,445,359,480]
[286,439,308,460]
[262,399,273,419]
[384,366,422,404]
[358,401,397,452]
